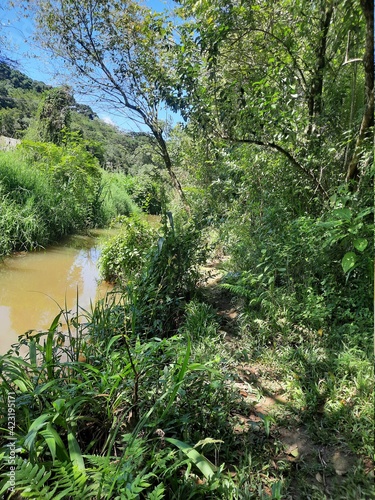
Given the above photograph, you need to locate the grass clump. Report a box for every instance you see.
[100,172,141,222]
[99,214,157,282]
[0,142,140,256]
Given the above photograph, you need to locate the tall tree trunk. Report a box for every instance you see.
[307,3,334,125]
[346,0,374,181]
[360,0,374,108]
[153,129,190,210]
[346,92,374,181]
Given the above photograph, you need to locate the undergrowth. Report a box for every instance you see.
[0,143,139,256]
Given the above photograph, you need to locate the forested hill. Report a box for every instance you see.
[0,62,97,134]
[0,62,51,137]
[0,62,50,93]
[0,62,155,173]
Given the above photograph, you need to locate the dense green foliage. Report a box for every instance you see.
[0,140,140,255]
[0,143,97,252]
[0,0,373,497]
[0,63,165,212]
[99,216,157,282]
[0,215,235,497]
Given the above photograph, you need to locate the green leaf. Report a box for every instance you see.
[25,414,53,451]
[29,338,37,366]
[45,328,55,380]
[49,312,62,333]
[316,220,342,228]
[68,430,86,472]
[13,378,29,392]
[353,238,368,252]
[332,208,352,220]
[341,252,357,273]
[34,380,60,395]
[40,423,69,463]
[165,437,216,480]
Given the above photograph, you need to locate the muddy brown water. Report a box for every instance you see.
[0,228,119,355]
[0,216,161,355]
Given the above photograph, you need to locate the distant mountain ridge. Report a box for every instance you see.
[0,62,51,94]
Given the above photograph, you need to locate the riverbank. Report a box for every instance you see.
[0,215,161,354]
[0,143,138,257]
[0,213,373,498]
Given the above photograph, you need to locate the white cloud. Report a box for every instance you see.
[100,116,116,127]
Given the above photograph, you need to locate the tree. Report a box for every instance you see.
[173,0,371,196]
[36,86,73,144]
[345,0,374,181]
[28,0,187,204]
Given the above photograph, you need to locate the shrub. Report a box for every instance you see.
[99,215,157,282]
[122,174,163,214]
[129,212,209,338]
[100,172,141,223]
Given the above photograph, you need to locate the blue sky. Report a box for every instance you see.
[1,0,180,132]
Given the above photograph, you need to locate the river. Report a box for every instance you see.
[0,228,118,355]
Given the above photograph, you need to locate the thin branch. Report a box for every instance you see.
[222,134,328,197]
[342,58,363,66]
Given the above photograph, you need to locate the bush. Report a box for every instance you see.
[20,140,103,229]
[100,172,141,223]
[122,174,164,214]
[129,212,209,338]
[99,215,157,282]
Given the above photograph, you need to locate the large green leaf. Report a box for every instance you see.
[68,430,85,472]
[25,413,53,452]
[341,252,357,273]
[40,423,69,463]
[165,437,216,480]
[332,208,352,220]
[353,238,368,252]
[13,378,30,392]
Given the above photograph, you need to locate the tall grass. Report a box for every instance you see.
[0,152,51,253]
[0,146,139,256]
[0,289,239,498]
[100,172,140,223]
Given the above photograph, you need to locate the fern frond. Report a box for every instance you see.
[147,482,165,499]
[0,458,93,500]
[220,283,253,299]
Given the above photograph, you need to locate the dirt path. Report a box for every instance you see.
[199,261,371,498]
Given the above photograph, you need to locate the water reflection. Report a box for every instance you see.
[0,232,113,354]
